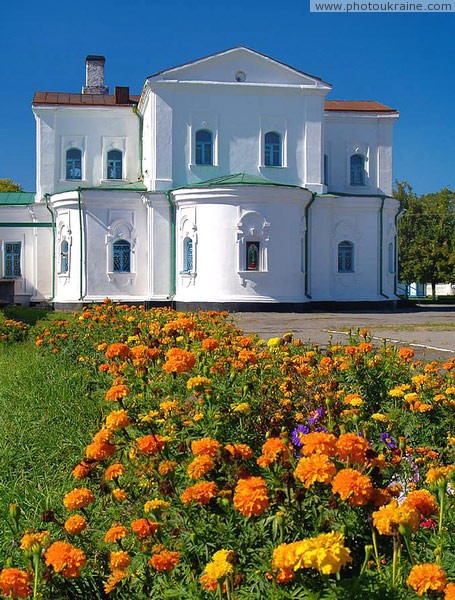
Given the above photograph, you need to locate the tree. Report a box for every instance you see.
[396,182,455,299]
[0,178,22,192]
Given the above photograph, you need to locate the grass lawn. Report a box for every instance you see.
[0,341,101,555]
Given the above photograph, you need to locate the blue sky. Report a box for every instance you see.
[1,0,453,195]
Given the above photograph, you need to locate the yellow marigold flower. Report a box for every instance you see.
[109,551,131,571]
[20,531,49,551]
[0,568,32,599]
[231,402,251,413]
[267,337,281,348]
[149,550,180,572]
[64,515,87,535]
[331,469,373,506]
[200,549,235,588]
[372,499,420,535]
[388,386,406,397]
[103,463,126,481]
[144,499,170,513]
[191,437,221,457]
[104,570,127,594]
[63,488,95,511]
[159,400,179,413]
[446,387,455,395]
[187,455,215,480]
[105,410,130,430]
[294,454,336,488]
[131,518,158,539]
[233,476,269,517]
[272,541,300,583]
[45,541,87,578]
[336,433,369,464]
[181,481,218,506]
[426,465,455,487]
[344,393,364,406]
[187,376,212,391]
[407,563,447,596]
[371,413,389,423]
[294,531,352,575]
[104,524,128,543]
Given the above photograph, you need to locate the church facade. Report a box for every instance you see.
[0,47,401,309]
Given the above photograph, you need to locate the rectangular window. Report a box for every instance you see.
[246,241,260,271]
[4,242,21,278]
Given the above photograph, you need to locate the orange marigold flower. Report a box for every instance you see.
[105,384,130,402]
[180,481,218,506]
[199,572,218,591]
[20,531,49,551]
[331,469,373,506]
[224,443,254,460]
[445,583,455,599]
[402,489,439,518]
[103,463,126,481]
[105,343,130,360]
[149,550,180,572]
[300,432,337,457]
[105,410,130,430]
[407,563,447,596]
[63,488,95,511]
[398,347,415,361]
[257,437,290,468]
[233,476,269,517]
[45,541,87,578]
[187,455,215,480]
[112,489,128,502]
[237,349,257,364]
[336,433,369,464]
[0,568,31,598]
[294,454,336,488]
[64,515,87,535]
[104,570,127,594]
[104,524,128,543]
[109,551,131,571]
[131,518,158,539]
[136,434,166,455]
[272,542,300,584]
[202,338,219,351]
[85,441,116,461]
[72,460,96,480]
[372,499,420,535]
[158,460,177,475]
[162,348,196,374]
[191,437,221,457]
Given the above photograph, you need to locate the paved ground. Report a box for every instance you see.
[232,306,455,362]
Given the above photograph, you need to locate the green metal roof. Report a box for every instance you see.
[0,192,36,205]
[180,173,303,189]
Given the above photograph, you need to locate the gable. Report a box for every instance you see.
[147,47,331,89]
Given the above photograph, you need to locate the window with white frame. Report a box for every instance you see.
[4,242,21,278]
[350,154,366,186]
[264,132,282,167]
[237,210,270,273]
[60,240,69,274]
[246,241,260,270]
[107,150,123,180]
[182,237,193,273]
[338,241,354,272]
[66,148,82,180]
[113,240,131,272]
[195,130,213,165]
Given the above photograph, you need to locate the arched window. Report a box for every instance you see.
[388,241,395,273]
[246,241,260,271]
[107,150,123,180]
[350,154,366,186]
[338,241,354,272]
[66,148,82,180]
[183,237,193,272]
[264,132,281,167]
[113,240,130,272]
[195,130,213,165]
[60,240,69,274]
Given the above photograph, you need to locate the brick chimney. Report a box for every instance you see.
[82,55,109,95]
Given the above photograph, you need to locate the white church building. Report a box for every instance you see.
[0,47,401,310]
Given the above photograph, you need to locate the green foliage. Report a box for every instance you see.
[0,178,22,192]
[396,181,455,298]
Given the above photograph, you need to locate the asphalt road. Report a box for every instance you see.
[232,306,455,362]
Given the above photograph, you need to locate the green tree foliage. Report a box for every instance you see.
[0,178,22,192]
[396,182,455,299]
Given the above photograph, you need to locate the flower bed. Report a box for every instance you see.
[2,302,454,599]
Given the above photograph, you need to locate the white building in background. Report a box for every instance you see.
[0,47,401,310]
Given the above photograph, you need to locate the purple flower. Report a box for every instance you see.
[307,407,323,426]
[291,425,309,446]
[380,432,397,449]
[314,426,328,433]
